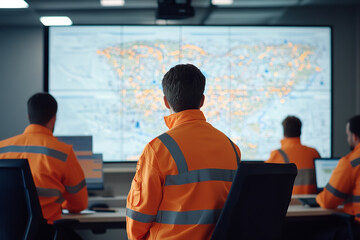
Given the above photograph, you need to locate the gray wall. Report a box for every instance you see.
[0,27,44,138]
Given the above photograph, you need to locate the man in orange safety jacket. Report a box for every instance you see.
[0,93,88,225]
[126,64,241,240]
[266,116,320,194]
[317,115,360,224]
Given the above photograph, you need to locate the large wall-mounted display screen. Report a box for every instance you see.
[48,26,331,162]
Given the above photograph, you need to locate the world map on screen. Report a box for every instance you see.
[49,26,331,161]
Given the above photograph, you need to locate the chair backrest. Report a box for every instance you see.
[211,162,297,240]
[0,159,44,240]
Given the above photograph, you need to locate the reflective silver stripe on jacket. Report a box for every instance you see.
[344,195,360,204]
[55,196,65,204]
[65,179,86,194]
[126,208,157,223]
[156,208,222,225]
[152,133,238,225]
[37,187,65,204]
[37,187,62,197]
[277,149,289,163]
[350,158,360,168]
[37,181,84,204]
[0,145,67,162]
[165,168,237,186]
[325,183,349,199]
[158,133,239,175]
[158,133,188,174]
[126,208,222,225]
[293,168,316,186]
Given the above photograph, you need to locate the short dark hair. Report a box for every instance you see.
[162,64,205,113]
[27,93,57,126]
[282,116,302,138]
[348,115,360,138]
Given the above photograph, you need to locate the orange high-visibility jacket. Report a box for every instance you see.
[0,124,88,223]
[266,137,320,194]
[316,143,360,222]
[126,110,241,240]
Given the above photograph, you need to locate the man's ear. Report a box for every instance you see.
[164,96,170,109]
[199,95,205,108]
[354,133,360,145]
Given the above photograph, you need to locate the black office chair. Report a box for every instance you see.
[0,159,79,240]
[211,162,297,240]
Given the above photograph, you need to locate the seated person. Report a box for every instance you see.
[0,93,88,239]
[266,116,320,194]
[317,115,360,222]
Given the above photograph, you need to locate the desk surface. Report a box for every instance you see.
[62,205,340,223]
[62,208,126,223]
[287,205,339,217]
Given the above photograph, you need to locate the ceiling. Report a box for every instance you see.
[0,0,359,27]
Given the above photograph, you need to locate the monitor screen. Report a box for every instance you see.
[77,154,104,191]
[47,26,332,162]
[314,158,339,190]
[57,136,104,190]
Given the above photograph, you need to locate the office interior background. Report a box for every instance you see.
[0,0,359,239]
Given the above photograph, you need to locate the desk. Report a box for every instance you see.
[62,198,346,239]
[288,194,343,216]
[62,208,126,223]
[62,208,126,232]
[287,204,339,217]
[62,204,341,227]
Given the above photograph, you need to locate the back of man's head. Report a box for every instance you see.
[282,116,302,138]
[28,93,57,126]
[348,115,360,138]
[162,64,205,113]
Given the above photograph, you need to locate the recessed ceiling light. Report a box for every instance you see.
[212,0,233,5]
[40,16,73,26]
[100,0,125,7]
[0,0,29,8]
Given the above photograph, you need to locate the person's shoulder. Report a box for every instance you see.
[51,136,74,153]
[267,148,282,156]
[301,144,320,155]
[0,133,25,146]
[344,148,360,167]
[144,133,166,154]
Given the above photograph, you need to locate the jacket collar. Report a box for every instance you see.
[164,109,206,129]
[353,142,360,152]
[24,124,53,136]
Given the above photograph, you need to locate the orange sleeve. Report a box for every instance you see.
[61,149,88,212]
[266,150,282,163]
[316,157,353,209]
[126,144,163,240]
[314,149,321,159]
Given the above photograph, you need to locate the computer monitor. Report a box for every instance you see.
[77,154,104,190]
[57,136,104,190]
[56,136,93,155]
[314,158,339,192]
